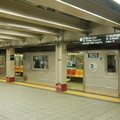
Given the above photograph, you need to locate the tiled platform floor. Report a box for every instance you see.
[67,81,83,91]
[0,82,120,120]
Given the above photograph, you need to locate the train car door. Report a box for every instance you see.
[14,54,23,81]
[67,52,84,91]
[84,50,118,97]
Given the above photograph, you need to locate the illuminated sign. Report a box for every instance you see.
[80,33,120,45]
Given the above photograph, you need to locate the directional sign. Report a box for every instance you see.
[80,33,120,45]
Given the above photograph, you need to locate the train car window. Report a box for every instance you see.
[15,55,20,66]
[33,55,48,69]
[107,55,116,73]
[15,54,23,66]
[0,56,5,67]
[67,52,84,69]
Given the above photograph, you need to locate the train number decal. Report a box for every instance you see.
[88,53,99,58]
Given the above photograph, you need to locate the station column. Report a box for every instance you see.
[55,43,67,92]
[6,48,15,82]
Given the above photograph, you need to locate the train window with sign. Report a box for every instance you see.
[33,55,48,69]
[107,55,116,73]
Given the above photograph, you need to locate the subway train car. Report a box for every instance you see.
[23,52,56,86]
[84,50,119,97]
[13,33,120,97]
[81,33,120,97]
[14,52,84,89]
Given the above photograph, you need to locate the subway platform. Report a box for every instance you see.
[1,80,120,120]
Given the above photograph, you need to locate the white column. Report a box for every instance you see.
[6,48,15,82]
[55,43,67,91]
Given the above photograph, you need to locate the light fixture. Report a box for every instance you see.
[113,0,120,4]
[0,9,85,32]
[56,0,120,26]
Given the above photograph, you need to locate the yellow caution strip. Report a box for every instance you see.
[63,90,120,103]
[0,79,120,103]
[0,79,55,91]
[12,81,55,91]
[0,79,6,82]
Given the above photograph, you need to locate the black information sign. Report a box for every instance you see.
[88,53,99,58]
[80,33,120,45]
[10,55,14,60]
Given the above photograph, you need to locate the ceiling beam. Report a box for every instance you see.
[0,28,41,38]
[0,0,87,32]
[0,18,59,35]
[0,34,25,41]
[29,0,120,29]
[0,39,9,42]
[62,0,120,23]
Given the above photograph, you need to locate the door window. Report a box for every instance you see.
[107,55,116,73]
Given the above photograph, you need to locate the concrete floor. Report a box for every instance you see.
[67,78,83,91]
[67,81,83,91]
[15,76,23,82]
[0,82,120,120]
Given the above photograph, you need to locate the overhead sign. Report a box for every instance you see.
[80,33,120,45]
[10,55,14,60]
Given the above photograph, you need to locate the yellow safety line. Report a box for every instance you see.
[63,90,120,103]
[0,79,6,82]
[0,79,120,103]
[13,81,55,91]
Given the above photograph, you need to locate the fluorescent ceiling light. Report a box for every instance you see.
[7,23,55,34]
[113,0,120,4]
[56,0,120,26]
[0,9,85,32]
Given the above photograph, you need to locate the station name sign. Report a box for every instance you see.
[80,33,120,45]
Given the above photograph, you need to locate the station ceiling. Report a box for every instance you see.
[0,0,119,47]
